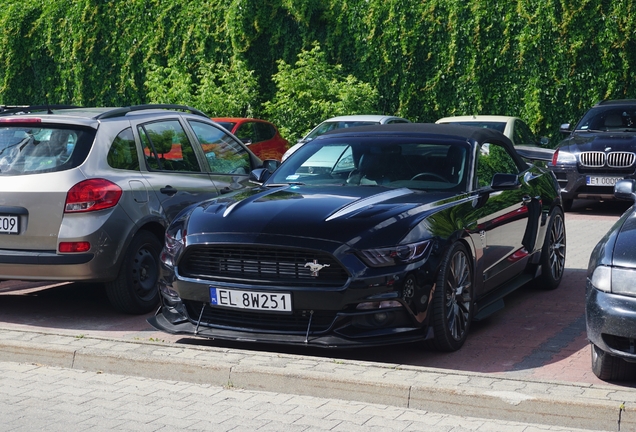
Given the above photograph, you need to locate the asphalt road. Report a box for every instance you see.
[0,199,632,389]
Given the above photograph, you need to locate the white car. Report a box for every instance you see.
[282,115,410,161]
[435,115,554,162]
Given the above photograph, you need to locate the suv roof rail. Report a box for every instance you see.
[0,104,81,115]
[595,99,636,106]
[95,104,208,120]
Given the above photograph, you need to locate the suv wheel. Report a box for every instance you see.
[591,343,635,381]
[106,230,162,314]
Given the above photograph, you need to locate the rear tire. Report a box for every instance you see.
[105,230,162,314]
[535,207,566,290]
[429,242,473,352]
[591,343,636,381]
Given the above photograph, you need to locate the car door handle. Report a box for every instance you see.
[160,185,178,196]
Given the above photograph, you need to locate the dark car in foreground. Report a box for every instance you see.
[0,104,261,314]
[149,123,566,351]
[551,100,636,211]
[587,178,636,380]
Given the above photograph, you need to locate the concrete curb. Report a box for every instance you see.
[0,327,629,431]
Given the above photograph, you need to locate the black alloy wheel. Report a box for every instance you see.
[535,207,566,290]
[429,242,473,352]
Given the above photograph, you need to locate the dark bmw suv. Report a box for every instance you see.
[550,100,636,211]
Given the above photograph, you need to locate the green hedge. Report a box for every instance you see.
[1,0,635,143]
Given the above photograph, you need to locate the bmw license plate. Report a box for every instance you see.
[586,176,623,186]
[0,215,19,234]
[210,287,292,312]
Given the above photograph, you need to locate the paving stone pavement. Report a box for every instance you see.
[0,361,608,431]
[0,328,631,431]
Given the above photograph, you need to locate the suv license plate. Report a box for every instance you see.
[0,215,19,234]
[586,176,623,186]
[210,287,292,312]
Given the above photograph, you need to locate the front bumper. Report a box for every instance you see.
[586,281,636,361]
[551,165,635,201]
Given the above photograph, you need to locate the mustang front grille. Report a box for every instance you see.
[183,300,337,334]
[178,245,349,286]
[580,151,635,168]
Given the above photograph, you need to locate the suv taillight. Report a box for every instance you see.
[65,179,122,213]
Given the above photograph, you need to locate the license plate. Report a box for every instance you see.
[0,215,19,234]
[210,287,292,312]
[586,176,623,186]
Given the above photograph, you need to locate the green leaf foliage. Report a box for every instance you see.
[1,0,636,145]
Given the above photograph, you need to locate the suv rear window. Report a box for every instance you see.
[0,125,95,175]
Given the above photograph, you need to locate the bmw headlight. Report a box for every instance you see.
[590,265,636,296]
[358,240,432,267]
[551,149,577,166]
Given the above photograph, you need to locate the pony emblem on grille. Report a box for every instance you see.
[305,260,330,277]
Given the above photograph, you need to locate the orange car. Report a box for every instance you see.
[213,118,288,161]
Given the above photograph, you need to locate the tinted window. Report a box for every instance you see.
[138,120,201,172]
[188,120,251,174]
[235,122,256,142]
[108,128,139,170]
[513,120,536,146]
[476,142,519,188]
[0,126,95,176]
[255,122,275,141]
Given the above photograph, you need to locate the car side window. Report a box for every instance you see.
[138,120,201,172]
[107,128,140,171]
[514,120,536,146]
[188,120,251,174]
[234,122,257,144]
[476,142,520,188]
[255,122,275,142]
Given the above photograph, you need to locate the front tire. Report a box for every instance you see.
[591,343,636,381]
[105,230,162,314]
[535,207,566,290]
[429,242,473,352]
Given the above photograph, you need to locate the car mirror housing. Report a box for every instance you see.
[614,179,636,201]
[559,123,572,134]
[262,159,281,172]
[490,173,520,190]
[249,168,271,184]
[540,136,550,147]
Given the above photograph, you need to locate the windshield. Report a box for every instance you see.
[268,137,469,192]
[304,121,379,141]
[0,125,94,175]
[575,106,636,131]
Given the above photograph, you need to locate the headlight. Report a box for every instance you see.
[358,240,432,267]
[551,149,576,166]
[590,265,636,296]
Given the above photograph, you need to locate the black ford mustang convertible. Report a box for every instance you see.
[149,123,566,351]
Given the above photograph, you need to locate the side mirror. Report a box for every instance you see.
[614,179,636,201]
[559,123,572,134]
[249,168,272,184]
[241,138,253,145]
[491,173,520,190]
[262,159,281,173]
[540,136,550,147]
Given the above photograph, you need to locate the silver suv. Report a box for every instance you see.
[0,104,261,314]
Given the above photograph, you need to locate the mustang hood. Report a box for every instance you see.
[182,185,457,246]
[560,132,636,152]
